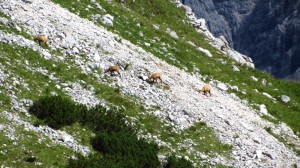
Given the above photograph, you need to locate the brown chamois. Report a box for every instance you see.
[148,72,162,83]
[105,65,121,76]
[34,36,48,47]
[199,84,212,97]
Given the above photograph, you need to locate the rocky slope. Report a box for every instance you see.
[0,0,300,167]
[181,0,300,80]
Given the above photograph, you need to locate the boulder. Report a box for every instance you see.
[281,95,290,103]
[101,14,114,27]
[197,47,212,57]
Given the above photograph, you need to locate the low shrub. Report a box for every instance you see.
[91,132,160,168]
[29,95,79,129]
[164,154,194,168]
[82,105,137,135]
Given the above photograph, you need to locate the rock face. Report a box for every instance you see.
[181,0,300,80]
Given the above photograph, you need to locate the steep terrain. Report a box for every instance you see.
[181,0,300,79]
[0,0,300,167]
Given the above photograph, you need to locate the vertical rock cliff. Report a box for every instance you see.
[181,0,300,80]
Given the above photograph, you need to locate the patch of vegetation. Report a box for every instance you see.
[164,154,193,168]
[29,95,161,167]
[92,132,160,168]
[0,117,74,167]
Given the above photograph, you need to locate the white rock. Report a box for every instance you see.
[153,24,159,30]
[261,78,267,85]
[93,53,100,62]
[73,47,79,54]
[15,25,22,32]
[169,31,178,39]
[217,82,228,91]
[262,92,274,100]
[250,76,258,81]
[101,14,114,27]
[281,95,290,103]
[197,47,212,57]
[253,137,261,144]
[255,150,263,159]
[43,51,51,60]
[231,86,239,92]
[232,65,240,72]
[144,42,150,47]
[259,104,268,115]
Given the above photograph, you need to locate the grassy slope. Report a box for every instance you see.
[52,0,300,135]
[0,8,231,167]
[0,0,300,166]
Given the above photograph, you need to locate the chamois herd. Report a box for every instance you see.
[104,64,212,97]
[33,35,212,97]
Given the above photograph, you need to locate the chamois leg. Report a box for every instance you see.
[159,77,162,83]
[38,41,41,46]
[117,71,121,77]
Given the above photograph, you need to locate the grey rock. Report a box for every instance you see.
[101,14,114,27]
[250,76,258,82]
[281,95,290,103]
[217,82,228,91]
[181,0,300,80]
[197,47,212,57]
[259,104,268,115]
[22,0,32,4]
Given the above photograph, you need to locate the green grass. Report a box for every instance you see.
[1,0,300,166]
[0,117,74,167]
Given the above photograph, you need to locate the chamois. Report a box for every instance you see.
[34,35,48,47]
[199,84,212,97]
[105,65,121,76]
[148,72,162,83]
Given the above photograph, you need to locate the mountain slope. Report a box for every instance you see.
[0,0,300,167]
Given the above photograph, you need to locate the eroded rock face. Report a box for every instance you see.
[181,0,300,80]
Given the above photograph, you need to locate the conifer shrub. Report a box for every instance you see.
[67,153,117,168]
[91,132,160,168]
[29,95,79,129]
[164,154,194,168]
[82,105,137,135]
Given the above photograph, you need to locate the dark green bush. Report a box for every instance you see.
[29,95,79,129]
[164,155,194,168]
[91,132,160,168]
[82,105,137,135]
[67,153,118,168]
[30,96,160,167]
[29,96,137,134]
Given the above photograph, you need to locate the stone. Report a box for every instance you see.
[217,82,228,91]
[281,95,290,103]
[42,51,52,60]
[22,0,33,3]
[197,47,212,57]
[101,14,114,27]
[231,86,239,92]
[169,31,178,39]
[153,24,160,30]
[232,65,240,72]
[259,104,268,115]
[250,76,258,82]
